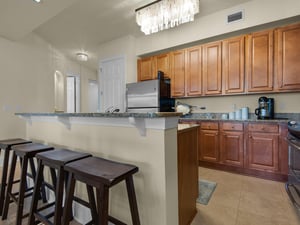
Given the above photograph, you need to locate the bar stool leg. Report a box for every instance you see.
[53,168,65,225]
[15,155,29,225]
[28,158,46,203]
[28,160,44,225]
[96,185,109,225]
[86,184,98,224]
[2,153,17,220]
[0,149,10,215]
[126,176,141,225]
[62,174,76,225]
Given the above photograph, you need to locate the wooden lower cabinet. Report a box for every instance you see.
[199,122,219,162]
[246,123,279,172]
[188,120,288,181]
[220,122,244,167]
[178,125,198,225]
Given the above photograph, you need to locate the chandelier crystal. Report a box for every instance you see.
[136,0,199,35]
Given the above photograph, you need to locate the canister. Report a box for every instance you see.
[241,107,249,120]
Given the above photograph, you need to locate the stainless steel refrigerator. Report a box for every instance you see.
[126,79,174,113]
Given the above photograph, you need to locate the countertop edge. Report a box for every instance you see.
[15,112,183,118]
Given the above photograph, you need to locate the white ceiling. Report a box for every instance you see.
[0,0,252,70]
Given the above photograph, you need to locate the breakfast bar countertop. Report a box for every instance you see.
[15,112,183,118]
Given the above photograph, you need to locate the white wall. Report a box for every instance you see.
[0,33,96,139]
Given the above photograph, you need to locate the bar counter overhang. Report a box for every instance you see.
[16,112,182,225]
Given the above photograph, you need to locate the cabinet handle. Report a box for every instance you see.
[231,126,235,129]
[249,136,252,139]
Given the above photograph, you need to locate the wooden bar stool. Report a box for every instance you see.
[28,148,91,225]
[1,143,54,225]
[0,138,32,216]
[62,156,141,225]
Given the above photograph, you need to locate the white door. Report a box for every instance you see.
[66,75,80,113]
[88,79,99,112]
[99,56,125,112]
[54,70,65,112]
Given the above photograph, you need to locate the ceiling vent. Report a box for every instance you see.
[227,11,244,23]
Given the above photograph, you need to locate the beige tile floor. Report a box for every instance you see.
[191,167,300,225]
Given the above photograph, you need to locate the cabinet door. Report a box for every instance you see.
[222,36,245,94]
[246,30,274,92]
[220,131,244,167]
[275,23,300,90]
[247,133,279,172]
[199,129,219,162]
[137,57,154,81]
[202,41,222,95]
[154,53,170,79]
[186,46,202,96]
[171,50,186,97]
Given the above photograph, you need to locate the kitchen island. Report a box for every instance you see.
[16,112,196,225]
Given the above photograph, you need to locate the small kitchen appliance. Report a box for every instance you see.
[126,79,174,113]
[254,96,274,119]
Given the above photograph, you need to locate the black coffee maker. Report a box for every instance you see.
[255,96,274,119]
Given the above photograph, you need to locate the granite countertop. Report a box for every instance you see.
[179,117,289,123]
[15,112,183,118]
[178,112,299,123]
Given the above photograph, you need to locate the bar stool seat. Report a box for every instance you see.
[28,148,92,225]
[2,143,54,225]
[0,138,32,216]
[62,156,140,225]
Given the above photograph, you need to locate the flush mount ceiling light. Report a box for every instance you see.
[33,0,42,3]
[135,0,199,35]
[76,53,88,62]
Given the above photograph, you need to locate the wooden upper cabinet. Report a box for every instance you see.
[186,46,202,96]
[222,36,245,94]
[275,23,300,90]
[137,57,154,81]
[246,30,274,92]
[202,41,222,95]
[171,50,186,97]
[154,53,170,79]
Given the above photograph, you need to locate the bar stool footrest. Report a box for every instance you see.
[73,196,90,208]
[109,215,127,225]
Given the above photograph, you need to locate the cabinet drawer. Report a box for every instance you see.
[248,123,278,133]
[221,122,243,131]
[201,122,219,130]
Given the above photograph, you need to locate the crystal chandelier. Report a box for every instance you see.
[135,0,199,35]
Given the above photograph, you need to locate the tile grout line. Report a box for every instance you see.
[233,176,245,225]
